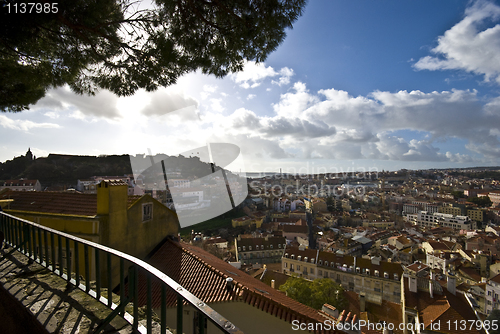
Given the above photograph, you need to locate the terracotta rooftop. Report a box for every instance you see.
[490,273,500,285]
[134,239,339,330]
[406,262,429,273]
[0,189,141,216]
[404,280,485,334]
[2,179,39,186]
[235,236,286,250]
[282,224,308,234]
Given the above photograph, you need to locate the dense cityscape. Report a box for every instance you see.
[2,148,500,333]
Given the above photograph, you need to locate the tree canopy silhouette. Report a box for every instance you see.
[1,0,307,112]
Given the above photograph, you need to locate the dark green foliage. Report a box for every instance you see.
[468,196,493,207]
[1,0,307,112]
[279,276,347,311]
[451,190,465,199]
[486,309,500,334]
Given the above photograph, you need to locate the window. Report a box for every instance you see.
[319,260,323,265]
[243,246,246,251]
[394,274,398,280]
[310,268,313,273]
[297,265,301,271]
[318,270,322,275]
[366,269,370,275]
[256,245,259,250]
[278,244,281,248]
[298,255,302,261]
[142,203,153,221]
[249,246,252,251]
[270,244,273,249]
[284,262,288,268]
[291,254,295,260]
[384,272,389,279]
[238,247,241,251]
[304,257,308,262]
[325,262,329,267]
[356,267,360,274]
[374,270,379,277]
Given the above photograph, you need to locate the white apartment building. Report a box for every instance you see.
[416,211,475,230]
[282,247,403,304]
[486,274,500,314]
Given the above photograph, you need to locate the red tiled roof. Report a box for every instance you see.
[135,240,336,329]
[0,189,141,216]
[404,280,485,334]
[2,179,39,186]
[406,262,429,273]
[282,224,308,233]
[490,273,500,284]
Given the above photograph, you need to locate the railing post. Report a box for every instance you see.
[161,284,167,334]
[177,295,183,334]
[120,258,125,316]
[50,232,55,272]
[37,226,43,264]
[147,274,152,333]
[96,248,101,300]
[200,312,206,334]
[84,244,90,293]
[107,252,112,307]
[75,240,80,287]
[66,237,71,282]
[58,234,63,276]
[27,224,32,257]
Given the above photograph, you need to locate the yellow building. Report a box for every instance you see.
[467,209,484,222]
[0,180,179,286]
[231,215,262,228]
[362,221,395,229]
[438,205,462,216]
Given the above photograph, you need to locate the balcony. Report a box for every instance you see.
[0,212,243,334]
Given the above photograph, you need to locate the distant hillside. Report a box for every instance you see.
[0,152,225,188]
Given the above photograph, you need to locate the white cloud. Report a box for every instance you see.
[0,115,60,132]
[230,61,278,89]
[272,67,295,86]
[247,94,256,100]
[273,82,320,118]
[414,0,500,84]
[209,98,225,113]
[218,81,497,164]
[35,86,121,119]
[200,84,218,100]
[229,61,295,89]
[141,91,198,117]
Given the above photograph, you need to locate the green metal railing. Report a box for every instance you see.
[0,212,243,334]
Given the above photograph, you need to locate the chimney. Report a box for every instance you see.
[429,270,434,299]
[409,274,417,293]
[97,180,128,215]
[271,279,275,289]
[360,292,366,312]
[447,272,456,295]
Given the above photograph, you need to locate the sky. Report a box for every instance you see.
[2,0,500,174]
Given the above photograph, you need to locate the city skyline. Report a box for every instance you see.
[2,0,500,172]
